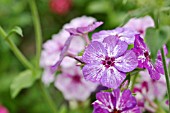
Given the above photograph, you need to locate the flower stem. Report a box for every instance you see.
[67,52,85,64]
[161,47,170,111]
[38,81,58,113]
[83,34,90,45]
[29,0,42,69]
[0,26,33,70]
[130,74,138,91]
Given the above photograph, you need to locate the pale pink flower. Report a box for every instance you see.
[55,66,98,101]
[123,16,154,38]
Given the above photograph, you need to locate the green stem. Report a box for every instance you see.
[29,0,42,68]
[0,26,33,70]
[161,47,170,111]
[39,81,58,113]
[130,74,138,91]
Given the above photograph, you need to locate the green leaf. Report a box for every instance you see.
[145,26,170,60]
[10,70,36,98]
[8,26,23,37]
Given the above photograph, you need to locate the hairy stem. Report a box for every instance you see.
[29,0,42,68]
[161,47,170,111]
[0,26,33,70]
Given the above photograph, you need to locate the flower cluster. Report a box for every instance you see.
[40,16,99,101]
[40,15,169,112]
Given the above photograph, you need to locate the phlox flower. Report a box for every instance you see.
[133,34,167,80]
[51,16,102,73]
[82,36,138,88]
[92,89,141,113]
[123,16,154,38]
[55,66,98,101]
[40,31,85,85]
[133,70,167,112]
[92,27,138,44]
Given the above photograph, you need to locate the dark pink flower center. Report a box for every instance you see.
[102,56,115,68]
[144,51,150,60]
[138,29,144,34]
[72,75,81,83]
[111,109,121,113]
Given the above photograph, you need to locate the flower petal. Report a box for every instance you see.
[77,21,103,34]
[100,67,126,88]
[42,69,55,86]
[82,64,105,82]
[82,41,107,64]
[115,50,138,72]
[103,36,128,58]
[147,63,160,80]
[92,28,137,44]
[93,103,109,113]
[118,89,137,111]
[134,34,147,50]
[96,92,115,110]
[51,36,74,72]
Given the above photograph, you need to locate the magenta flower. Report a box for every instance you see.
[92,27,138,44]
[123,16,154,38]
[0,105,8,113]
[55,66,98,101]
[92,89,141,113]
[82,36,138,88]
[133,34,165,80]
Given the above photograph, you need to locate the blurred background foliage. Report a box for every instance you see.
[0,0,170,113]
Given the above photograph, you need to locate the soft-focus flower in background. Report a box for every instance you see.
[123,16,155,38]
[0,105,8,113]
[49,0,72,15]
[133,70,167,112]
[82,36,138,88]
[40,16,97,85]
[92,27,137,44]
[40,31,84,85]
[92,89,141,113]
[50,16,100,74]
[55,66,98,101]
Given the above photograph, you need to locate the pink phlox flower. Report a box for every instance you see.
[40,30,85,85]
[123,16,154,38]
[82,36,138,88]
[51,16,100,73]
[133,70,167,112]
[55,66,98,101]
[92,89,141,113]
[133,34,168,80]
